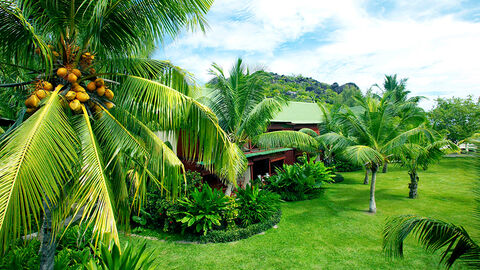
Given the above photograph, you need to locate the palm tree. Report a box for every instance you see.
[0,0,246,268]
[206,58,317,192]
[392,133,458,198]
[319,93,428,213]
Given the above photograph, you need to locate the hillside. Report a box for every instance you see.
[260,72,361,105]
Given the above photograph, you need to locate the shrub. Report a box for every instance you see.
[200,210,282,243]
[331,157,362,172]
[236,185,281,227]
[175,184,229,235]
[0,239,40,269]
[266,157,334,201]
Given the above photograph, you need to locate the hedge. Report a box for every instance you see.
[199,210,282,243]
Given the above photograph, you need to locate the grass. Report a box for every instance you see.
[122,157,478,269]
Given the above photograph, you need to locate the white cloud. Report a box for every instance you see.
[156,0,480,110]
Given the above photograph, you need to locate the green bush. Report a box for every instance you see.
[175,184,229,235]
[266,158,334,201]
[0,239,40,269]
[200,210,282,243]
[331,157,362,172]
[236,185,281,227]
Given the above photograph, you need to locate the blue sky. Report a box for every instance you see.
[153,0,480,109]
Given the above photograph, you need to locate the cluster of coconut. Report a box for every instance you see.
[27,44,115,115]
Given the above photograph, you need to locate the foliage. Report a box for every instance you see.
[200,210,282,243]
[266,156,334,201]
[0,0,249,256]
[259,72,362,105]
[0,239,40,269]
[85,240,156,270]
[175,184,229,235]
[223,196,239,230]
[383,215,480,269]
[235,185,281,227]
[428,96,480,143]
[331,158,362,172]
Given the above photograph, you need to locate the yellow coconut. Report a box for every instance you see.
[105,102,114,109]
[95,78,104,87]
[76,86,86,93]
[36,90,47,100]
[104,89,114,100]
[72,69,82,78]
[86,82,96,91]
[69,99,81,112]
[26,108,36,114]
[76,92,90,103]
[25,95,40,108]
[43,81,53,91]
[67,73,78,83]
[65,91,76,101]
[96,86,106,96]
[93,104,103,113]
[57,68,68,78]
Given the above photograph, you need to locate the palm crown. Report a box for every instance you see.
[0,0,247,252]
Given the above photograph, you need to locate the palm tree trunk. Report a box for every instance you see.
[364,169,369,185]
[39,199,56,270]
[369,165,378,213]
[382,162,388,173]
[225,182,234,196]
[408,171,419,199]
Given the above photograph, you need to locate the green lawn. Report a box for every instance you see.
[122,157,478,269]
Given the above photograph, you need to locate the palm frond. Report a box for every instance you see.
[0,92,78,252]
[343,145,383,166]
[255,131,319,153]
[117,75,246,184]
[71,106,119,247]
[299,128,319,138]
[240,97,287,139]
[383,215,480,268]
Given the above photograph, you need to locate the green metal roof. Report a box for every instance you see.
[244,148,293,158]
[271,102,324,124]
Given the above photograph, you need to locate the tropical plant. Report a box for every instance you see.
[236,184,280,227]
[0,0,247,268]
[383,215,480,268]
[85,240,156,270]
[204,58,317,191]
[392,132,458,198]
[266,156,334,201]
[176,184,229,235]
[318,92,428,213]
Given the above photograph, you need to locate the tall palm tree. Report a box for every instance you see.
[206,58,317,191]
[319,93,428,213]
[0,0,246,268]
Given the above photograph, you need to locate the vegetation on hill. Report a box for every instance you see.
[258,71,362,106]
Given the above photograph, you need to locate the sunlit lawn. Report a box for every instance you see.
[122,157,477,269]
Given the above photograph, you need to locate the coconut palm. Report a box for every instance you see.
[0,0,246,268]
[392,133,458,198]
[318,93,428,213]
[206,58,317,191]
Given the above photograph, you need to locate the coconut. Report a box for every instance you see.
[96,86,106,96]
[72,69,82,78]
[67,73,78,83]
[76,86,86,93]
[25,95,40,108]
[76,92,90,103]
[69,99,81,112]
[105,89,114,100]
[36,90,47,100]
[65,91,76,101]
[95,78,104,87]
[43,81,53,91]
[57,68,68,78]
[105,102,114,109]
[93,104,103,113]
[26,108,36,114]
[52,51,60,58]
[86,82,96,91]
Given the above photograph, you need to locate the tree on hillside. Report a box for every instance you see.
[206,58,318,193]
[0,1,246,268]
[318,93,428,213]
[428,96,480,143]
